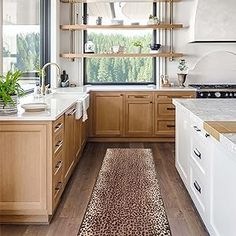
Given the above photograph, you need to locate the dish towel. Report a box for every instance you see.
[75,101,82,120]
[82,99,88,122]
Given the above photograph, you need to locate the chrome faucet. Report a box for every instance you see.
[41,62,61,95]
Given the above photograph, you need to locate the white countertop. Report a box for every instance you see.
[0,93,83,121]
[56,85,196,93]
[173,98,236,154]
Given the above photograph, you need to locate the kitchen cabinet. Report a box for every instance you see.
[0,105,88,224]
[155,91,195,136]
[125,93,154,137]
[64,106,77,184]
[92,92,124,137]
[89,91,195,141]
[209,141,236,236]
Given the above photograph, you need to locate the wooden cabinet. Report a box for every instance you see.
[92,92,124,137]
[125,93,154,136]
[64,106,77,184]
[155,91,195,137]
[89,91,196,141]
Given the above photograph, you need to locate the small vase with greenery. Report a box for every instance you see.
[148,14,160,25]
[133,41,143,54]
[0,70,25,114]
[177,59,188,87]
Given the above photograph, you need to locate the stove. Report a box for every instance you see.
[189,84,236,98]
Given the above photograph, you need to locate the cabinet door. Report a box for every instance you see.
[209,142,236,236]
[175,106,190,187]
[93,93,124,137]
[64,107,76,183]
[125,100,154,136]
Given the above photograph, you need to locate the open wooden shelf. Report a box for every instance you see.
[60,24,183,31]
[61,0,181,3]
[60,52,183,59]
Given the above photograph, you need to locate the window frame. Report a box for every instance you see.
[83,2,158,85]
[0,0,51,86]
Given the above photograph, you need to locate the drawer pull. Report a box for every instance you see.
[193,126,201,132]
[167,124,175,128]
[193,148,201,159]
[133,95,147,99]
[55,140,63,153]
[54,123,63,133]
[194,181,201,194]
[55,181,63,191]
[66,108,77,116]
[167,107,175,111]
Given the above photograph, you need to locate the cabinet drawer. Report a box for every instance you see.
[155,120,175,135]
[157,103,175,117]
[53,131,64,156]
[53,165,64,204]
[53,115,64,136]
[189,164,207,219]
[156,92,195,103]
[126,93,153,101]
[53,149,64,176]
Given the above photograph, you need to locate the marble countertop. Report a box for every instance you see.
[56,85,196,93]
[173,98,236,154]
[0,93,86,121]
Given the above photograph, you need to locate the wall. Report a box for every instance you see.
[55,0,236,86]
[168,0,236,84]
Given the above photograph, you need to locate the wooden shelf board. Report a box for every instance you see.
[60,52,183,59]
[60,24,183,31]
[61,0,181,3]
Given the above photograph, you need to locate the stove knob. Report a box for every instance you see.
[225,93,229,97]
[230,93,233,97]
[208,93,211,97]
[234,93,236,97]
[215,92,221,98]
[200,93,204,97]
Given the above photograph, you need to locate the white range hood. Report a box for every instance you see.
[189,0,236,43]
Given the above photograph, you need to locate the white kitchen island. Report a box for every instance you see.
[173,99,236,236]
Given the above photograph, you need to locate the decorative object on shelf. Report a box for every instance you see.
[148,15,160,25]
[131,22,140,26]
[61,70,70,87]
[150,43,161,53]
[177,59,188,87]
[133,40,143,54]
[111,19,124,25]
[85,41,95,53]
[112,45,125,54]
[161,75,171,87]
[0,70,24,115]
[96,16,102,25]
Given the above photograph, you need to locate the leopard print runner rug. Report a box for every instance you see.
[78,148,171,236]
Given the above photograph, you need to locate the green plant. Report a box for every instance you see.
[0,70,25,107]
[178,59,188,72]
[133,40,143,48]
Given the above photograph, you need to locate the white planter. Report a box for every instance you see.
[134,47,142,54]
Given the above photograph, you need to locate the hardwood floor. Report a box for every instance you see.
[0,143,209,236]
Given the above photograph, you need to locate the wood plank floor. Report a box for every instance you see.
[0,143,209,236]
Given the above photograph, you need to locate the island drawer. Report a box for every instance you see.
[53,149,64,176]
[53,131,64,156]
[53,115,64,136]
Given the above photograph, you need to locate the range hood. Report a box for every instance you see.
[189,0,236,43]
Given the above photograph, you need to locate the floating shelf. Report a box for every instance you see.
[61,0,181,3]
[60,52,183,59]
[60,24,183,31]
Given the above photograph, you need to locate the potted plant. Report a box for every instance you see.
[177,59,188,87]
[148,15,160,25]
[0,70,25,115]
[133,41,143,54]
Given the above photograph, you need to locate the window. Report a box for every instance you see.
[0,0,50,92]
[84,2,157,85]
